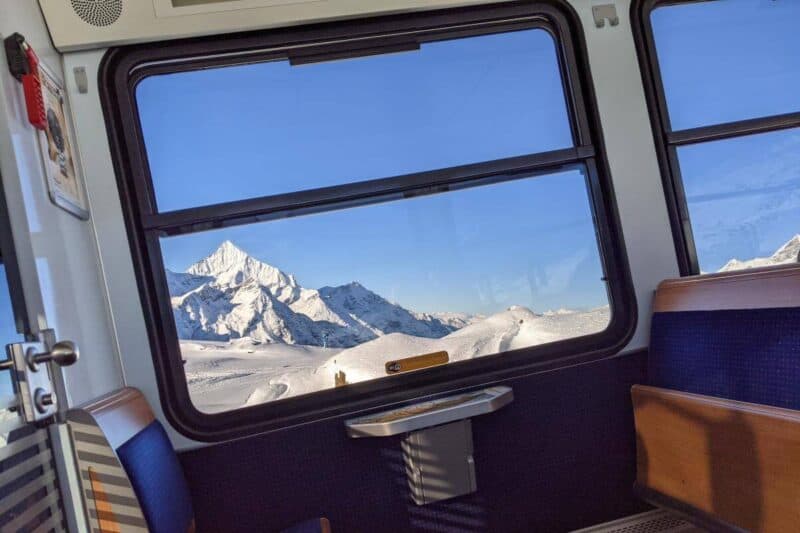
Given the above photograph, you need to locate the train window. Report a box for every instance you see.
[104,4,635,438]
[640,0,800,274]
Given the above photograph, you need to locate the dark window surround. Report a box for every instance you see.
[100,0,636,442]
[632,0,800,276]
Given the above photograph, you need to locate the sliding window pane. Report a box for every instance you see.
[159,168,609,412]
[678,128,800,273]
[137,28,573,212]
[651,0,800,130]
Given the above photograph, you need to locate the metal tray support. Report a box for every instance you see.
[346,386,513,504]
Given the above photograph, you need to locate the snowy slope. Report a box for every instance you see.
[719,234,800,272]
[231,306,610,405]
[166,270,213,296]
[182,339,341,413]
[169,241,469,347]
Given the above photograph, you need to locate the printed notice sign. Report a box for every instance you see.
[38,63,89,219]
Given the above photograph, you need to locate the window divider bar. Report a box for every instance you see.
[143,146,594,234]
[667,111,800,146]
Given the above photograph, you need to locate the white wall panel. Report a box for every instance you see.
[0,0,123,406]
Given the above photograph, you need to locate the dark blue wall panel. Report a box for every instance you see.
[180,352,648,533]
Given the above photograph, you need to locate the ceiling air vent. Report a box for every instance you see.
[70,0,123,27]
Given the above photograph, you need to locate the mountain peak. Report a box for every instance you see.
[211,240,250,264]
[774,234,800,262]
[189,241,257,274]
[187,241,299,297]
[219,239,244,252]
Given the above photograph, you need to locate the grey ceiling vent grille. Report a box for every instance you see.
[70,0,123,26]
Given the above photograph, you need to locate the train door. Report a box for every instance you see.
[0,181,80,532]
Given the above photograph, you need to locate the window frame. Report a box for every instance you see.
[101,1,636,441]
[633,0,800,275]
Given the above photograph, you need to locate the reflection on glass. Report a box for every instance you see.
[137,28,573,211]
[0,265,19,398]
[159,169,610,412]
[652,0,800,130]
[677,128,800,272]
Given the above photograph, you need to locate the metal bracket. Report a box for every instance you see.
[592,4,620,28]
[1,334,79,423]
[346,386,513,505]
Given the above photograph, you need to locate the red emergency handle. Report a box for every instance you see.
[21,44,46,131]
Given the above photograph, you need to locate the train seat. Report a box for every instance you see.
[633,265,800,531]
[67,388,331,533]
[647,264,800,409]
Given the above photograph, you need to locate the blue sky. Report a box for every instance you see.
[134,1,800,315]
[651,0,800,130]
[137,29,571,211]
[652,0,800,271]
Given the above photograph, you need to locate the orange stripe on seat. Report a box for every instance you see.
[89,467,122,533]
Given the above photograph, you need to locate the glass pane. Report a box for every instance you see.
[160,169,609,413]
[0,265,19,398]
[678,128,800,273]
[651,0,800,130]
[137,28,573,212]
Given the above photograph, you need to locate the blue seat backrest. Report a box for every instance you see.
[117,420,195,533]
[649,265,800,409]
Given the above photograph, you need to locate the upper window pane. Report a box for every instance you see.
[678,128,800,273]
[137,28,573,212]
[651,0,800,131]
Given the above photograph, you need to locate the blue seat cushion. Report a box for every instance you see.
[117,421,194,533]
[649,307,800,409]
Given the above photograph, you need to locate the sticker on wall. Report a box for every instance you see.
[37,63,89,220]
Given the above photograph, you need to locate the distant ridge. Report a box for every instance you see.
[169,241,476,347]
[718,234,800,272]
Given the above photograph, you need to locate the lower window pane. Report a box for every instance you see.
[677,128,800,273]
[160,168,610,413]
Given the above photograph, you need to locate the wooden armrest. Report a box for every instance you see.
[632,385,800,532]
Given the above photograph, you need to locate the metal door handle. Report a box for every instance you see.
[26,341,79,371]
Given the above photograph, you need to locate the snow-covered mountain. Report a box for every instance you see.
[168,241,471,347]
[718,234,800,272]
